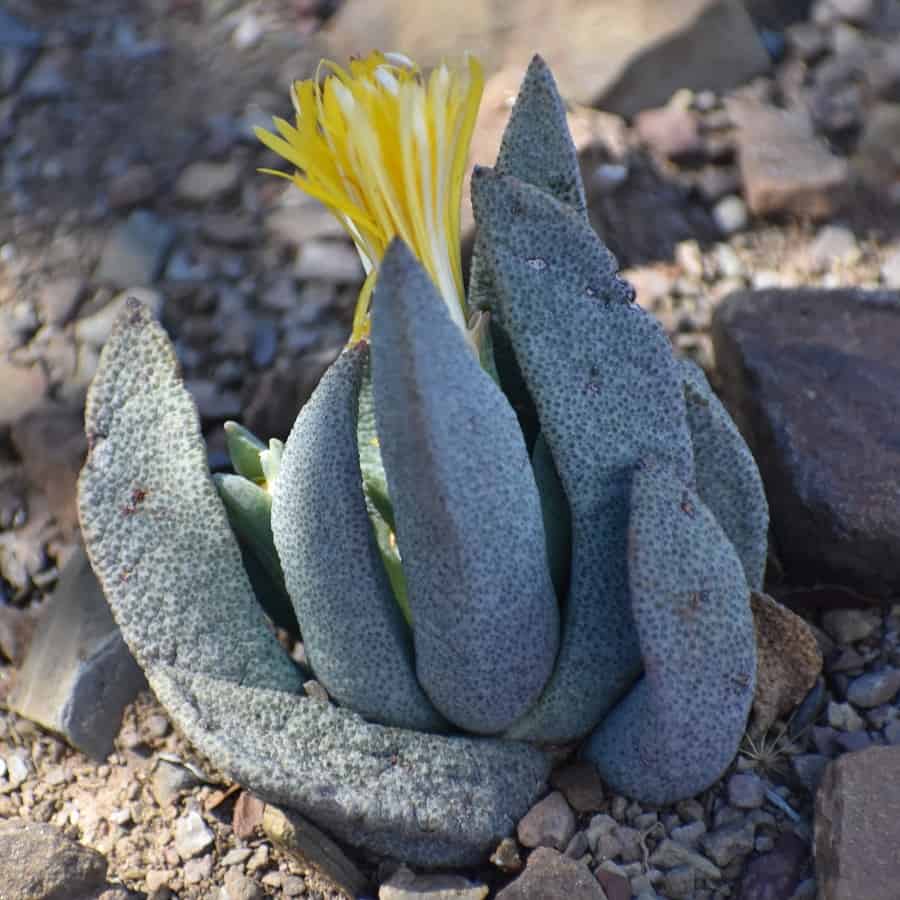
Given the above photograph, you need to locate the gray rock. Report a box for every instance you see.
[835,730,873,753]
[713,195,749,235]
[0,10,44,48]
[495,847,607,899]
[853,103,900,194]
[846,669,900,708]
[293,239,364,283]
[803,225,859,273]
[712,290,900,596]
[884,720,900,745]
[95,211,176,288]
[829,0,873,22]
[727,773,766,809]
[174,810,215,860]
[564,831,589,859]
[150,759,202,808]
[222,870,264,900]
[882,248,900,290]
[827,701,866,731]
[822,609,880,644]
[7,545,146,760]
[662,865,695,900]
[175,160,241,203]
[516,791,576,851]
[701,820,756,867]
[671,820,707,846]
[378,867,488,899]
[649,839,722,880]
[0,819,107,900]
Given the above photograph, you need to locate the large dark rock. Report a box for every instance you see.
[712,288,900,597]
[815,746,900,900]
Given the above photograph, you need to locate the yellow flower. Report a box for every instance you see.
[255,51,484,342]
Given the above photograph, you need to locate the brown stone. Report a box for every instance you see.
[0,358,48,426]
[550,761,606,813]
[815,746,900,900]
[712,289,900,596]
[516,791,576,851]
[750,592,823,736]
[727,97,849,219]
[324,0,768,115]
[635,103,703,161]
[496,847,608,900]
[738,831,808,900]
[232,791,266,840]
[853,102,900,194]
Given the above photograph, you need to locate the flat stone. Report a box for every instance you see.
[738,831,808,900]
[803,225,860,273]
[728,773,766,809]
[516,791,576,850]
[0,819,107,899]
[701,820,756,867]
[750,592,822,736]
[727,98,849,219]
[711,289,900,596]
[495,847,608,900]
[594,867,630,900]
[549,761,606,813]
[175,160,241,203]
[222,869,264,900]
[107,164,158,211]
[846,668,900,708]
[827,701,865,732]
[174,810,215,860]
[233,792,266,840]
[378,866,488,899]
[0,358,48,426]
[821,609,881,645]
[635,103,702,161]
[326,0,768,116]
[7,545,146,760]
[150,759,202,808]
[815,746,900,900]
[649,839,722,880]
[263,805,369,898]
[95,211,175,289]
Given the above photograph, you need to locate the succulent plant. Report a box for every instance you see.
[78,53,769,863]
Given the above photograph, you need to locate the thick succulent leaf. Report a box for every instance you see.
[369,508,411,626]
[370,240,559,735]
[77,301,550,868]
[680,359,769,591]
[531,433,571,602]
[78,298,302,692]
[468,55,588,446]
[213,473,299,636]
[582,457,756,805]
[271,344,444,732]
[471,170,695,743]
[224,420,267,483]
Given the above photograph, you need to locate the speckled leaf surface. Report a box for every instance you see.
[78,297,302,692]
[680,359,769,591]
[271,344,444,732]
[78,299,548,866]
[532,432,571,602]
[582,457,756,805]
[150,665,551,866]
[371,240,559,735]
[468,55,588,442]
[471,170,694,742]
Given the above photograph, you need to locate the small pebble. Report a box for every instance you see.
[846,668,900,708]
[727,773,766,809]
[713,195,748,235]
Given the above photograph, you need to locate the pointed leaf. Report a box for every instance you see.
[271,344,444,732]
[582,456,756,805]
[371,240,559,735]
[471,170,694,742]
[224,420,267,483]
[680,359,769,591]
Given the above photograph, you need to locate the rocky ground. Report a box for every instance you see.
[2,0,900,897]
